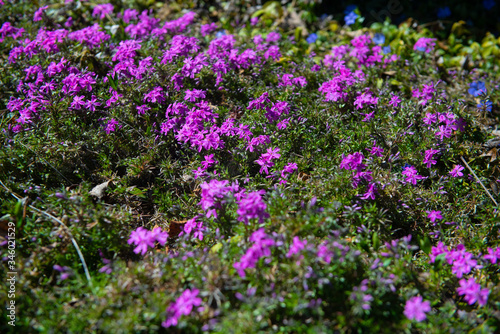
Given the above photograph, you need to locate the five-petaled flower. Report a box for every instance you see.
[404,296,431,322]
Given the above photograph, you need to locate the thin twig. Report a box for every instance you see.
[0,179,93,288]
[460,156,498,207]
[13,139,72,184]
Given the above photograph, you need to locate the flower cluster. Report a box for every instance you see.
[162,288,202,328]
[127,227,169,255]
[234,228,275,278]
[414,37,437,53]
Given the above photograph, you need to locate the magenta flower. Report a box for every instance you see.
[93,4,114,20]
[105,118,119,134]
[53,264,72,281]
[449,165,464,177]
[413,37,436,53]
[402,166,425,185]
[71,95,86,110]
[287,236,307,257]
[360,183,377,200]
[127,226,169,255]
[237,190,269,224]
[404,296,431,322]
[162,288,202,328]
[34,6,48,22]
[389,95,401,108]
[234,228,275,278]
[457,277,490,306]
[368,144,384,157]
[423,149,439,168]
[200,22,217,36]
[483,247,500,264]
[426,210,443,223]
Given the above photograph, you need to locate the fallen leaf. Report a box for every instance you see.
[169,220,188,238]
[89,180,111,199]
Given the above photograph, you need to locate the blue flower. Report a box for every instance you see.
[382,46,391,54]
[478,100,493,112]
[468,81,487,97]
[215,30,226,38]
[437,6,451,19]
[344,5,358,14]
[345,11,358,26]
[306,33,318,44]
[483,0,496,10]
[372,33,385,45]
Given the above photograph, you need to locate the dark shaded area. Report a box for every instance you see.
[316,0,500,39]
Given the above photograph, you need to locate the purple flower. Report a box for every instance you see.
[255,147,281,175]
[162,288,202,328]
[414,37,436,53]
[435,125,452,140]
[237,191,269,224]
[404,296,431,322]
[201,154,216,169]
[368,144,384,157]
[105,118,119,134]
[457,277,489,306]
[144,87,166,104]
[426,210,443,223]
[121,9,138,23]
[483,247,500,264]
[234,228,275,278]
[53,264,72,281]
[34,6,48,22]
[200,22,217,36]
[389,95,401,108]
[71,95,86,110]
[184,89,206,102]
[402,166,425,185]
[266,31,281,43]
[183,218,205,241]
[287,236,307,257]
[423,149,439,168]
[339,152,365,172]
[199,179,233,218]
[93,4,114,20]
[127,226,169,255]
[354,92,378,109]
[449,165,464,177]
[360,183,377,200]
[84,95,101,112]
[451,252,478,278]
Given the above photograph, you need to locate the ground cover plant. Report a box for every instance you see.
[1,0,500,333]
